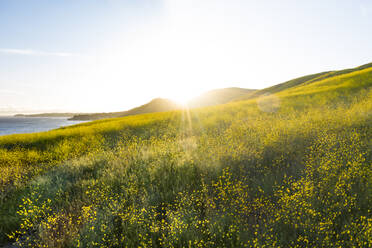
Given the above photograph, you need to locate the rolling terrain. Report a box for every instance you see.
[187,87,255,108]
[235,62,372,101]
[69,88,255,121]
[0,63,371,247]
[68,98,181,121]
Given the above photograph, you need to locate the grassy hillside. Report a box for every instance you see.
[235,62,372,101]
[69,98,181,121]
[0,64,371,247]
[70,88,254,121]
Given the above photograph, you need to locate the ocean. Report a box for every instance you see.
[0,116,85,136]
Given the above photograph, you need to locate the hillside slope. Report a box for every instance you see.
[69,98,181,120]
[0,63,371,247]
[235,62,372,101]
[69,88,255,121]
[187,87,255,108]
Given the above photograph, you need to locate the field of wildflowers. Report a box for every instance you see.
[0,66,371,247]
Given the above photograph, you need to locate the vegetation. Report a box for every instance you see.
[0,64,371,247]
[69,98,181,121]
[70,88,255,121]
[236,62,372,101]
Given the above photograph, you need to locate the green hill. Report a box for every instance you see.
[70,88,255,121]
[0,63,371,247]
[187,87,255,108]
[69,98,182,120]
[235,62,372,101]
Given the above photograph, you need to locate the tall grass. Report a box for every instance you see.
[0,67,371,247]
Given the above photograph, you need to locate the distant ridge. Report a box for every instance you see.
[187,87,255,108]
[69,88,255,121]
[69,98,182,121]
[67,62,372,121]
[235,62,372,101]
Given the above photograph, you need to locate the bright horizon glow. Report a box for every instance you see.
[167,90,200,106]
[0,0,372,114]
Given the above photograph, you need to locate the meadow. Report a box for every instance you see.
[0,66,371,247]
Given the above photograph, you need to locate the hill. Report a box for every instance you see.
[187,87,255,108]
[69,98,182,120]
[69,88,255,121]
[0,63,371,247]
[235,62,372,101]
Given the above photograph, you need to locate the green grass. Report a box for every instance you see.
[0,64,371,247]
[235,62,372,101]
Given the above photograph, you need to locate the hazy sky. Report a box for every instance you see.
[1,0,372,113]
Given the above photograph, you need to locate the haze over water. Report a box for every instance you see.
[0,117,84,136]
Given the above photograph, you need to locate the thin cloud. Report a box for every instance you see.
[0,89,25,96]
[0,48,76,57]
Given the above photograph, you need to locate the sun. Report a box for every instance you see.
[166,90,196,106]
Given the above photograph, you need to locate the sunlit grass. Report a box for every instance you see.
[0,67,371,247]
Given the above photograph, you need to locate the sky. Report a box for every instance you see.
[0,0,372,114]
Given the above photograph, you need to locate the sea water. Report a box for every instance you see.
[0,116,84,136]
